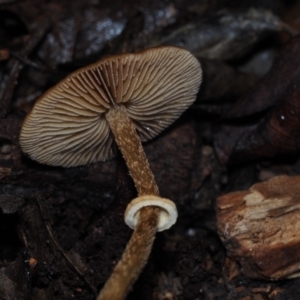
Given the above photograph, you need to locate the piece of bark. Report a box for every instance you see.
[217,175,300,280]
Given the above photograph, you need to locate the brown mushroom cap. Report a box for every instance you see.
[20,46,202,167]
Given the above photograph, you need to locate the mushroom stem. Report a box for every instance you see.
[97,105,161,299]
[97,206,160,300]
[106,105,159,196]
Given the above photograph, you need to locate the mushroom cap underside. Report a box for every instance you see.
[20,46,202,167]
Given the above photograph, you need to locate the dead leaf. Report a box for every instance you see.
[149,9,295,60]
[225,36,300,118]
[214,37,300,164]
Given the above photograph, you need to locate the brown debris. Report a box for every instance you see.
[223,257,240,282]
[155,273,182,300]
[0,167,11,180]
[0,48,10,61]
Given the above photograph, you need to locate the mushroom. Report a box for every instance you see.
[19,46,202,300]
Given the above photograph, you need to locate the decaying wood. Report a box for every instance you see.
[217,175,300,280]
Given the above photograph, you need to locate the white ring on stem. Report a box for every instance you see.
[124,195,178,232]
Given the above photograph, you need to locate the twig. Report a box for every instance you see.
[10,52,50,71]
[279,21,299,36]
